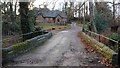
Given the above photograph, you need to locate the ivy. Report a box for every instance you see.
[95,13,108,33]
[13,42,29,54]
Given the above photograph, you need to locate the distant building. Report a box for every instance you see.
[35,8,67,24]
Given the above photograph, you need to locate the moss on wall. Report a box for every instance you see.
[83,32,117,64]
[2,32,52,63]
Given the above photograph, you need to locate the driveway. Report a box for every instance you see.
[7,25,104,66]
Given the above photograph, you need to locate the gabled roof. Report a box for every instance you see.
[59,11,67,18]
[43,10,58,17]
[35,8,67,18]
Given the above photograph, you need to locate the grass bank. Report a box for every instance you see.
[37,23,70,30]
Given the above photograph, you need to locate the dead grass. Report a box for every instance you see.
[38,23,70,30]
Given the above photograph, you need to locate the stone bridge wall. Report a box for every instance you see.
[2,32,52,63]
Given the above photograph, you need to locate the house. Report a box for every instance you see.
[35,8,67,25]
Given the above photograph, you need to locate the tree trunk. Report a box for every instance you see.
[65,2,67,14]
[0,2,2,66]
[9,2,14,22]
[86,6,88,15]
[111,0,118,32]
[3,2,6,14]
[19,2,30,40]
[14,2,17,20]
[113,1,115,20]
[83,3,85,23]
[89,1,97,33]
[78,3,81,21]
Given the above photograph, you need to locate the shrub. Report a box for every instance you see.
[2,22,21,36]
[35,26,42,31]
[108,33,120,51]
[94,13,108,33]
[109,33,120,41]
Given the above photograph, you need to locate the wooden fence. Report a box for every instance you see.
[83,29,119,53]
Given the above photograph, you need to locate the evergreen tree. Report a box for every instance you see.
[19,2,30,40]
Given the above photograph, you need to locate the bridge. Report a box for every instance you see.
[2,24,119,67]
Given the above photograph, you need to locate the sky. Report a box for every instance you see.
[33,0,120,16]
[1,0,119,15]
[33,0,66,10]
[33,0,115,10]
[1,0,118,11]
[33,0,87,10]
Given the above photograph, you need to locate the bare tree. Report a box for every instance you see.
[69,1,74,19]
[106,1,120,32]
[85,5,88,15]
[9,2,14,22]
[83,2,86,23]
[0,2,1,66]
[77,1,88,21]
[89,0,97,32]
[113,0,115,19]
[14,0,19,21]
[78,2,81,20]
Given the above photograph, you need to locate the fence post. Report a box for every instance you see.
[89,31,91,36]
[82,28,84,32]
[99,35,100,42]
[118,40,120,67]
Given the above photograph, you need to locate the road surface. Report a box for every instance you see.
[7,26,104,66]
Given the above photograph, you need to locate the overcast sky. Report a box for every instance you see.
[33,0,90,10]
[1,0,119,15]
[33,0,117,10]
[33,0,120,16]
[33,0,65,10]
